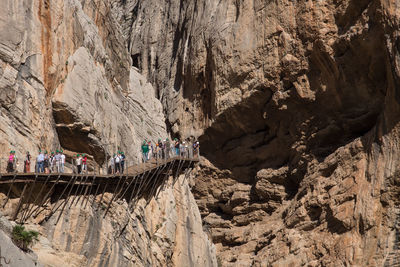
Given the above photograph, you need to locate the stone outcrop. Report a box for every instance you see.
[0,216,41,267]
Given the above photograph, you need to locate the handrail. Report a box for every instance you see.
[0,147,200,176]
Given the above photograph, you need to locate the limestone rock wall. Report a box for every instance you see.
[0,175,216,267]
[0,0,216,266]
[0,0,167,167]
[120,0,400,266]
[23,175,216,267]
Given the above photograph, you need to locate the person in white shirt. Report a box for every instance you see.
[109,156,115,174]
[55,150,61,172]
[76,154,82,174]
[115,153,121,174]
[60,151,65,173]
[37,150,45,173]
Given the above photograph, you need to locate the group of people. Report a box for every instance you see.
[107,151,126,174]
[74,154,88,174]
[35,149,66,173]
[6,149,67,174]
[6,138,198,174]
[141,138,200,163]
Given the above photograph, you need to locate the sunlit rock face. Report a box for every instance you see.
[0,0,216,266]
[2,0,400,266]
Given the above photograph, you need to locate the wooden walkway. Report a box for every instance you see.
[0,157,198,224]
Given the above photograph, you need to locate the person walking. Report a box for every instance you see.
[148,141,153,161]
[76,154,82,174]
[193,141,200,158]
[115,153,121,174]
[44,151,50,173]
[109,155,115,174]
[174,138,180,156]
[120,152,125,174]
[37,150,44,173]
[82,154,88,174]
[55,150,60,172]
[24,151,31,173]
[165,138,171,159]
[141,141,149,163]
[179,142,184,157]
[7,151,14,173]
[60,150,65,173]
[50,152,55,173]
[184,141,189,158]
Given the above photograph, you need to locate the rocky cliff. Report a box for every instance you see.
[2,0,400,266]
[120,0,400,266]
[0,0,216,266]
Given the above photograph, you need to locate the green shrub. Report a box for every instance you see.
[12,225,39,251]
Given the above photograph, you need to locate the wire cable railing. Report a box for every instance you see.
[0,145,200,176]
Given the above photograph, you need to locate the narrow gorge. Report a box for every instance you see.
[1,0,400,266]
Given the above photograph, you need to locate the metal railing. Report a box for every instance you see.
[0,146,200,176]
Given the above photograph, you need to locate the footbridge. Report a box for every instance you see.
[0,157,198,224]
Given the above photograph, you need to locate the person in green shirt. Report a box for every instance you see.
[141,141,149,162]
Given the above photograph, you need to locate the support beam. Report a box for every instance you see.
[12,183,28,221]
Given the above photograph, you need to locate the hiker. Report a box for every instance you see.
[174,138,180,156]
[109,155,115,174]
[141,141,149,163]
[180,142,185,157]
[37,150,44,173]
[148,141,153,161]
[82,154,87,174]
[13,151,18,171]
[184,141,189,158]
[158,139,164,160]
[120,152,126,174]
[193,141,200,158]
[155,139,160,161]
[50,152,55,173]
[114,153,121,174]
[44,151,50,173]
[76,154,82,174]
[24,151,31,173]
[165,138,171,159]
[7,151,14,173]
[60,150,65,173]
[161,140,166,159]
[55,150,61,172]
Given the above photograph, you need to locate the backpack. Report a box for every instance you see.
[9,155,14,162]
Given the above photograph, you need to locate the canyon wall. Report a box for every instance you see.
[0,175,216,267]
[0,0,216,266]
[2,0,400,266]
[122,0,400,266]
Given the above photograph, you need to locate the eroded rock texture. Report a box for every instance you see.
[0,0,167,167]
[0,0,216,266]
[3,0,400,266]
[0,175,216,267]
[122,0,400,266]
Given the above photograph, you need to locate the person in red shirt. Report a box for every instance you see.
[82,154,88,174]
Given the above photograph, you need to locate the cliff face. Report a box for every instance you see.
[0,0,167,165]
[0,0,216,266]
[3,0,400,266]
[1,176,215,267]
[122,0,400,266]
